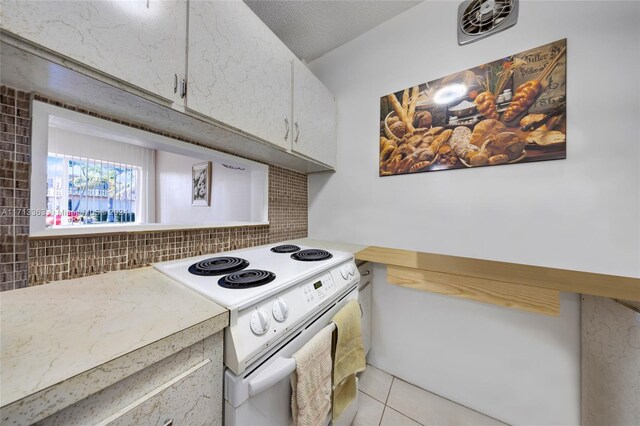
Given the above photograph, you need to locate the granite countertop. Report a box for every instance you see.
[0,267,228,411]
[0,239,361,419]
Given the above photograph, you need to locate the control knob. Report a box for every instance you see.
[250,308,270,335]
[272,298,289,322]
[347,263,356,275]
[340,266,348,280]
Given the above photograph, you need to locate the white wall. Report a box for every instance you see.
[308,1,640,425]
[155,151,261,225]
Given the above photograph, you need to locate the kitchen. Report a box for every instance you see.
[1,1,639,425]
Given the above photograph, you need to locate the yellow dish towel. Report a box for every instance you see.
[332,374,357,421]
[291,324,333,426]
[331,300,366,420]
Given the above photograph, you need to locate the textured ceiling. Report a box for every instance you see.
[244,0,422,62]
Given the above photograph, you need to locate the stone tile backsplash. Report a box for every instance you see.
[0,85,308,290]
[28,226,271,285]
[1,87,31,292]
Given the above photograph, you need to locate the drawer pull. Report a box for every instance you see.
[360,271,371,276]
[163,420,174,426]
[284,117,290,141]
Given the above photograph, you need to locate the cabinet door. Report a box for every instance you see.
[0,0,187,104]
[292,60,337,168]
[187,1,293,150]
[107,360,216,426]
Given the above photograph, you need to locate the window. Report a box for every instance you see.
[41,119,155,230]
[31,101,268,236]
[46,154,140,227]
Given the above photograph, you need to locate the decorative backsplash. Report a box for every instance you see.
[0,85,308,291]
[0,87,30,291]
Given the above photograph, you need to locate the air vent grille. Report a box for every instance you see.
[458,0,518,45]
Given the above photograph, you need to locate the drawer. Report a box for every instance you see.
[103,359,216,426]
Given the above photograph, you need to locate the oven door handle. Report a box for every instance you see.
[248,357,297,397]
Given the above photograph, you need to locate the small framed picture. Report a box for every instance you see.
[192,162,212,206]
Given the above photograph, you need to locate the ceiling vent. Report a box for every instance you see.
[458,0,518,45]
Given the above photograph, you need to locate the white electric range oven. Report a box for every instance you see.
[154,243,361,426]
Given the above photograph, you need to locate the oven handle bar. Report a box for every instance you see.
[248,357,295,397]
[248,323,337,397]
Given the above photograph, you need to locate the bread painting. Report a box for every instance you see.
[379,40,566,175]
[469,119,506,147]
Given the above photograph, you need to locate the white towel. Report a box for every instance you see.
[291,324,333,426]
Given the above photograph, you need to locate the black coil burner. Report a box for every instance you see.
[218,269,276,289]
[291,249,333,262]
[270,244,301,254]
[188,257,249,276]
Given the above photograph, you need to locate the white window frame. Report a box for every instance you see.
[31,101,269,237]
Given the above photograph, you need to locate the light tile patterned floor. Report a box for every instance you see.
[354,365,507,426]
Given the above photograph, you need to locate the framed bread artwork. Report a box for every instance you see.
[379,39,567,176]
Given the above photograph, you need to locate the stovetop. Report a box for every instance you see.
[218,269,276,289]
[188,256,249,276]
[270,244,301,253]
[290,248,333,262]
[153,243,352,310]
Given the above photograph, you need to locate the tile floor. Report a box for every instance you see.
[354,364,507,426]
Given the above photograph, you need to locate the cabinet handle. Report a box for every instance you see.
[361,271,371,276]
[294,122,300,143]
[180,78,187,99]
[284,118,290,141]
[173,74,177,94]
[163,420,173,426]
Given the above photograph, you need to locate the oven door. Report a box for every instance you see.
[224,284,359,426]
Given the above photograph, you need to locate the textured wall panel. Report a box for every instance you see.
[582,295,640,425]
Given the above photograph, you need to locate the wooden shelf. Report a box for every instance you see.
[356,246,640,314]
[387,265,560,316]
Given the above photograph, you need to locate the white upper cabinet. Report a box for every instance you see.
[0,0,187,104]
[292,60,337,168]
[1,0,337,171]
[187,1,294,150]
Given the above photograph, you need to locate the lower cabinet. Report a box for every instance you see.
[35,332,223,426]
[107,360,214,426]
